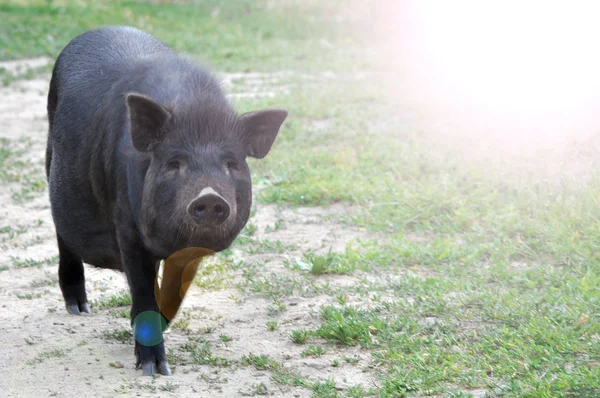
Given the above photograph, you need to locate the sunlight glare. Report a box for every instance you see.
[407,1,600,119]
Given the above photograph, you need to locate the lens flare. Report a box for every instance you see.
[133,311,168,346]
[388,0,600,137]
[157,247,215,323]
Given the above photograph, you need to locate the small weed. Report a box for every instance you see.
[171,315,191,333]
[289,250,354,275]
[266,321,278,331]
[15,292,41,300]
[312,378,338,398]
[241,353,280,370]
[301,345,325,357]
[93,293,132,309]
[267,300,287,316]
[252,382,269,395]
[0,224,29,243]
[109,309,130,319]
[219,334,233,342]
[102,328,132,344]
[30,276,58,288]
[264,219,286,233]
[26,349,67,365]
[240,353,307,388]
[346,385,370,398]
[245,223,257,236]
[290,329,311,344]
[193,259,232,290]
[314,306,386,347]
[169,350,189,368]
[344,356,361,364]
[337,293,348,305]
[12,256,58,269]
[181,338,231,367]
[158,381,178,392]
[241,353,272,370]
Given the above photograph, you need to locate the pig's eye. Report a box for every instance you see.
[166,160,181,171]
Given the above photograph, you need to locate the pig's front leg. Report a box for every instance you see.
[117,227,172,376]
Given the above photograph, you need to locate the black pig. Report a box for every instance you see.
[45,26,287,376]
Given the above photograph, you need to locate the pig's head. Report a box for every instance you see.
[125,93,287,257]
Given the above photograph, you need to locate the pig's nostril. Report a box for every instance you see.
[193,204,206,218]
[188,193,231,226]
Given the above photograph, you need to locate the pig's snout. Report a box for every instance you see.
[187,187,231,227]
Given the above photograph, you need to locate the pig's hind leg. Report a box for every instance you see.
[57,233,90,315]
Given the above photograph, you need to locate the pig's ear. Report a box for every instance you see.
[126,93,172,152]
[241,109,288,159]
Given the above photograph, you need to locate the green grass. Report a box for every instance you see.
[102,328,132,344]
[218,334,232,342]
[251,382,269,396]
[288,249,356,275]
[290,329,311,344]
[0,62,52,86]
[2,0,599,397]
[30,275,58,288]
[240,353,307,387]
[92,292,132,309]
[0,0,358,72]
[0,137,48,203]
[230,43,600,396]
[12,256,58,269]
[301,345,325,357]
[265,321,278,331]
[26,348,67,365]
[180,337,232,367]
[15,291,41,299]
[192,257,233,290]
[158,381,178,393]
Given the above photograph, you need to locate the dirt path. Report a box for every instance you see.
[0,59,378,397]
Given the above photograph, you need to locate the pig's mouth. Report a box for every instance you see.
[141,206,247,259]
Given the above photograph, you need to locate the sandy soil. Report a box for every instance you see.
[0,58,382,398]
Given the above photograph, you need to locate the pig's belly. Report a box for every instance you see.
[79,232,123,270]
[57,218,123,270]
[49,186,123,270]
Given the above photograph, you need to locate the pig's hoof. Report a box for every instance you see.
[141,361,172,376]
[142,362,155,376]
[135,342,171,376]
[62,281,90,315]
[157,361,172,376]
[66,301,91,315]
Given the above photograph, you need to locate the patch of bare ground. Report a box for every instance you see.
[0,57,52,75]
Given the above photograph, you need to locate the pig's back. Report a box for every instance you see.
[52,26,173,88]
